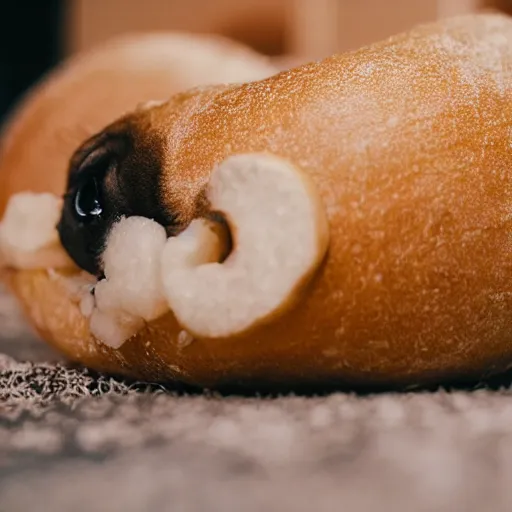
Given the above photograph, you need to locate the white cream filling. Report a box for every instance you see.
[0,153,328,349]
[161,153,329,338]
[89,216,169,347]
[0,192,74,270]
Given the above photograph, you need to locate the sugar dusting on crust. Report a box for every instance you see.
[135,13,512,364]
[143,13,512,257]
[156,15,512,220]
[402,14,512,98]
[161,12,512,243]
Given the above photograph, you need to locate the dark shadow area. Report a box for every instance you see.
[59,359,512,400]
[0,0,65,125]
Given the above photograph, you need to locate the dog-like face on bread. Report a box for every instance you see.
[8,13,512,389]
[57,92,218,275]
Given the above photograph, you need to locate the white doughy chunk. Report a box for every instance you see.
[0,192,73,269]
[161,153,329,338]
[89,309,145,350]
[90,216,169,348]
[99,216,169,320]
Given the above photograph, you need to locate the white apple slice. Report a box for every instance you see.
[161,153,330,339]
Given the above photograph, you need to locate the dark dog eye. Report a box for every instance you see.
[71,146,115,223]
[59,133,130,275]
[74,176,103,221]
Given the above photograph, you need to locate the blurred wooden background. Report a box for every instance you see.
[1,0,511,124]
[66,0,510,62]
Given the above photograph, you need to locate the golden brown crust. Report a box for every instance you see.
[0,32,276,214]
[4,14,512,389]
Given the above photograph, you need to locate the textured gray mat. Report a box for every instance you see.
[2,286,512,512]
